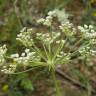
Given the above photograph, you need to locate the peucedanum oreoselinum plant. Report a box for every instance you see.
[0,10,96,96]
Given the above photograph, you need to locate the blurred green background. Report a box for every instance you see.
[0,0,96,96]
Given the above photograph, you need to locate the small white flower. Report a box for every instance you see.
[15,53,19,58]
[78,26,85,32]
[84,24,88,28]
[91,30,95,33]
[45,33,50,37]
[45,38,50,42]
[25,49,30,53]
[46,16,52,20]
[48,10,56,16]
[43,19,51,26]
[56,40,60,44]
[21,53,26,57]
[66,21,70,24]
[60,51,64,55]
[11,54,15,58]
[11,53,19,58]
[37,18,45,23]
[36,33,42,36]
[56,32,61,36]
[27,28,33,32]
[20,27,26,32]
[61,40,65,44]
[17,34,22,37]
[57,55,62,58]
[89,25,93,29]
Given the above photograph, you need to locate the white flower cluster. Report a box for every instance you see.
[37,9,69,26]
[56,52,70,63]
[59,21,76,36]
[16,27,34,47]
[79,46,96,66]
[59,21,73,29]
[79,46,96,57]
[36,32,62,44]
[37,10,56,27]
[1,64,17,74]
[90,39,96,44]
[56,40,65,44]
[54,9,69,23]
[0,45,7,65]
[78,24,96,38]
[11,49,40,66]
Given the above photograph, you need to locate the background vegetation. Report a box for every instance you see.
[0,0,96,96]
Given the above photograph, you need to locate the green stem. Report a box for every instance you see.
[87,80,92,96]
[32,44,46,61]
[48,43,51,60]
[51,69,62,96]
[43,44,49,59]
[53,42,64,61]
[6,66,42,75]
[68,37,84,53]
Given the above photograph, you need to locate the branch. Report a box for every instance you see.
[56,68,96,95]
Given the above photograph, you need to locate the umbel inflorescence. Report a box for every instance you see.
[0,10,96,74]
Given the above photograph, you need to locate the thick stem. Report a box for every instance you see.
[51,69,62,96]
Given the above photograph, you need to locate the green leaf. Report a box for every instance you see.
[20,79,34,91]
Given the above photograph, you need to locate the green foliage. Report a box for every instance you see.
[0,9,96,96]
[7,73,33,96]
[8,91,23,96]
[20,76,34,91]
[0,0,8,14]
